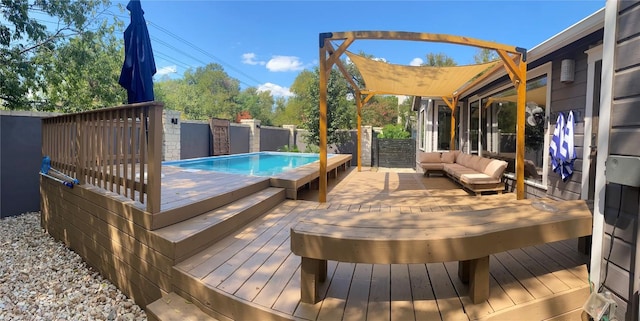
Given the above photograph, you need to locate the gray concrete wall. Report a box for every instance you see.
[294,129,361,166]
[1,112,57,218]
[260,126,289,151]
[230,124,250,154]
[180,121,210,160]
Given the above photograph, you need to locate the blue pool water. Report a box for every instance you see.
[163,152,328,176]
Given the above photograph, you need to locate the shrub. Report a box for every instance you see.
[277,145,300,152]
[377,124,410,139]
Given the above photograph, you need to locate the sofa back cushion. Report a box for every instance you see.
[440,151,458,163]
[473,157,493,173]
[484,159,509,179]
[456,152,472,167]
[418,152,442,163]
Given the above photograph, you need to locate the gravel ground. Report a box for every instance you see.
[0,212,147,321]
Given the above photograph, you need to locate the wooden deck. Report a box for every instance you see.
[167,169,591,321]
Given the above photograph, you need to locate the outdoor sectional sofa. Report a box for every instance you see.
[418,151,508,195]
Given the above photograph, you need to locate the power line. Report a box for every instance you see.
[27,7,265,88]
[107,10,262,87]
[153,50,193,71]
[147,21,264,86]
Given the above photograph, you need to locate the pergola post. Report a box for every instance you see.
[356,91,362,172]
[515,60,528,200]
[497,49,528,200]
[319,42,328,203]
[443,96,459,151]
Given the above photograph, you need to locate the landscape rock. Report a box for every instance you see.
[0,212,147,320]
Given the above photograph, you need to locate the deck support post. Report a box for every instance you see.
[469,256,490,304]
[300,257,327,304]
[458,260,470,283]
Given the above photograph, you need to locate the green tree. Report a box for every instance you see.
[157,63,241,120]
[303,67,355,146]
[185,63,240,120]
[1,0,110,110]
[423,53,457,67]
[361,95,398,127]
[272,96,303,126]
[155,78,203,118]
[39,19,127,112]
[236,87,274,125]
[273,70,314,127]
[474,48,499,64]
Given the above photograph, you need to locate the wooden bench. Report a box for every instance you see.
[270,154,352,199]
[290,200,593,304]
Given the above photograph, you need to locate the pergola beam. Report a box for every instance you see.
[326,37,355,71]
[326,42,360,92]
[328,31,522,53]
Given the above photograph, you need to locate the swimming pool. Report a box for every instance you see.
[163,152,330,176]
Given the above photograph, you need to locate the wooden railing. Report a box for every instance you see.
[42,102,163,213]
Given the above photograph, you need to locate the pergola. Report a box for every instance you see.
[317,31,528,201]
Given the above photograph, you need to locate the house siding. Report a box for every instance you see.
[601,1,640,320]
[547,52,590,201]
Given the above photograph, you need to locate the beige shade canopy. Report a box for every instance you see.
[491,86,547,106]
[345,51,499,97]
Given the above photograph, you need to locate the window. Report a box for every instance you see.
[434,104,460,151]
[469,100,480,154]
[419,107,426,151]
[479,62,552,187]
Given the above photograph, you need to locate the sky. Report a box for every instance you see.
[110,0,605,98]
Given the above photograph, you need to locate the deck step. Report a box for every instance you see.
[146,292,218,321]
[170,200,317,321]
[153,187,286,263]
[153,177,272,229]
[473,285,591,321]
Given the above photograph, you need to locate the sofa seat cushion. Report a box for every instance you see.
[460,173,502,185]
[421,163,444,171]
[443,164,478,179]
[418,152,442,163]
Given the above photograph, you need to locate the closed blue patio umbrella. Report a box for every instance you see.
[119,0,156,103]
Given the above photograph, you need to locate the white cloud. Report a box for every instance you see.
[266,56,304,72]
[372,57,387,63]
[156,65,177,76]
[409,58,423,66]
[257,82,293,97]
[242,52,265,66]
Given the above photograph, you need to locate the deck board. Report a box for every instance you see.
[490,255,534,305]
[408,264,441,321]
[506,249,570,294]
[167,169,591,321]
[492,252,553,299]
[367,264,391,321]
[317,262,354,321]
[256,252,299,310]
[343,263,373,321]
[390,264,415,321]
[443,261,494,319]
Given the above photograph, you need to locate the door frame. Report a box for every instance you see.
[581,44,603,200]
